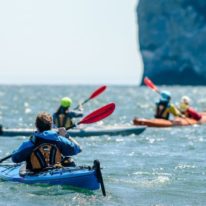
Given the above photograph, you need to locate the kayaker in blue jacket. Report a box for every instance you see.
[53,97,83,129]
[12,112,82,171]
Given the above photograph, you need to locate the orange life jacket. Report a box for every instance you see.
[29,143,62,171]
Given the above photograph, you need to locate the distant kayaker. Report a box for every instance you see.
[53,97,83,129]
[11,112,82,171]
[155,91,181,120]
[179,96,202,121]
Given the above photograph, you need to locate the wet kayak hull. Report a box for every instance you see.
[133,113,206,127]
[0,161,102,191]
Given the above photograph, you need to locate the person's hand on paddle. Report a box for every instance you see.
[58,127,67,137]
[77,103,83,112]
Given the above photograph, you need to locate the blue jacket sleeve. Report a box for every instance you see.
[12,141,35,163]
[58,136,82,156]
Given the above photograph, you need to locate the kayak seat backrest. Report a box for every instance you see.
[30,143,62,171]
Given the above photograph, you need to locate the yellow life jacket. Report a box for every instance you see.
[29,143,62,171]
[179,103,189,113]
[54,114,73,128]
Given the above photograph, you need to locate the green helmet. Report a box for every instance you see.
[60,97,72,108]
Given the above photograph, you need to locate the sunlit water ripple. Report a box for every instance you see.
[0,85,206,206]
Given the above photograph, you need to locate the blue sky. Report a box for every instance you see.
[0,0,143,85]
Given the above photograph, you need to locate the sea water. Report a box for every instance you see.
[0,85,206,206]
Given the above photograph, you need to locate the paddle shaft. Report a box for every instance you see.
[0,154,12,163]
[73,99,89,110]
[73,85,106,110]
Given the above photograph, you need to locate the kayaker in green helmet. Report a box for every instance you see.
[155,91,181,120]
[53,97,83,129]
[12,112,82,171]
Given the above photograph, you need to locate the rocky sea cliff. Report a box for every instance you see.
[138,0,206,85]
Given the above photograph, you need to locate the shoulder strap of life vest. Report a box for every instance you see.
[30,143,62,171]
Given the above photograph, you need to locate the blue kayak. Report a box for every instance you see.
[0,160,106,195]
[0,126,146,137]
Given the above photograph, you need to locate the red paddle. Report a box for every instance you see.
[89,85,107,100]
[74,85,107,110]
[67,103,115,129]
[144,77,160,94]
[78,103,115,125]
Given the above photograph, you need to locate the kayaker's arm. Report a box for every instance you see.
[58,127,81,148]
[67,110,83,118]
[169,104,182,117]
[67,136,81,148]
[58,136,82,156]
[11,141,35,163]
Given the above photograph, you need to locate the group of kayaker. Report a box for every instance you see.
[155,91,202,121]
[4,79,203,175]
[12,97,83,171]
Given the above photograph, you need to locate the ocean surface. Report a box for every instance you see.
[0,85,206,206]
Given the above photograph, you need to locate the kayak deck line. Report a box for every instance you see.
[0,126,146,137]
